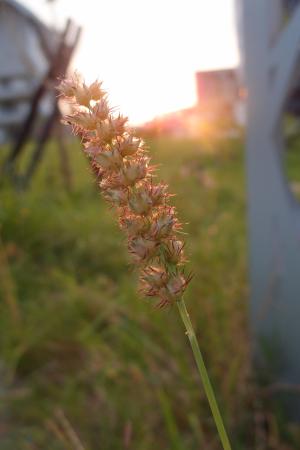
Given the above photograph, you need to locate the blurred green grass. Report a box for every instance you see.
[0,136,299,449]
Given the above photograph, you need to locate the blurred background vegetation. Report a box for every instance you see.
[1,135,300,449]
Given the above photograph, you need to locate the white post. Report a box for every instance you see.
[240,0,300,416]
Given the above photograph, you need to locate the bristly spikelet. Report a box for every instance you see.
[57,74,191,307]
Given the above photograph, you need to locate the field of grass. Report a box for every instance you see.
[0,135,299,449]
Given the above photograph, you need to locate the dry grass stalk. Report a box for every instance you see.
[58,73,231,450]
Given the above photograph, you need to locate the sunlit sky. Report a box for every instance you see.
[23,0,239,123]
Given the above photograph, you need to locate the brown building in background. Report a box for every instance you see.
[195,68,245,127]
[143,68,246,137]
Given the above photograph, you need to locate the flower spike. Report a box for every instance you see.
[58,73,191,306]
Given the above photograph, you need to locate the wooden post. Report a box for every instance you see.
[2,19,81,188]
[3,20,72,175]
[22,23,81,187]
[22,100,59,186]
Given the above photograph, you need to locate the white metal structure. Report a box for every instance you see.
[238,0,300,415]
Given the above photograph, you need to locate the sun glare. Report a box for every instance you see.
[23,0,239,124]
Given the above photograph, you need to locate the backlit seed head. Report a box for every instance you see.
[146,182,168,206]
[140,266,169,291]
[95,147,123,171]
[128,237,158,263]
[119,158,148,186]
[120,215,149,237]
[164,239,185,264]
[91,99,110,121]
[83,143,101,157]
[59,73,191,308]
[88,80,106,101]
[96,120,117,144]
[150,208,178,239]
[166,273,191,299]
[57,79,77,98]
[67,112,98,130]
[156,273,191,306]
[74,84,94,107]
[57,72,82,98]
[103,188,127,206]
[118,135,142,157]
[128,190,152,215]
[99,173,123,190]
[110,114,128,136]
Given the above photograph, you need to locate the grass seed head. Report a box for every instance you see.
[59,73,191,307]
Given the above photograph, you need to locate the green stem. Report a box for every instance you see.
[177,297,232,450]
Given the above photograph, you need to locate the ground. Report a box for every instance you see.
[0,135,299,449]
